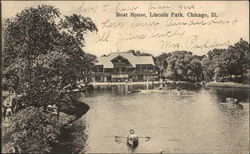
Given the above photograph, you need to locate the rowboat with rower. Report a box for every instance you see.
[115,129,150,149]
[127,129,139,148]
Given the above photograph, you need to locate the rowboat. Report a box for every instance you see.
[127,138,139,148]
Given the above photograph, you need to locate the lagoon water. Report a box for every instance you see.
[79,85,249,153]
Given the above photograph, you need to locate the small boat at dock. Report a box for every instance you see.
[127,89,141,94]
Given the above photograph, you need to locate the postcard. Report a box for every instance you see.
[2,1,249,153]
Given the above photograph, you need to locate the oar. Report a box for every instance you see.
[139,136,151,139]
[115,136,150,139]
[115,136,127,138]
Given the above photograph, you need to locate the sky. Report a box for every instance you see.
[2,1,249,57]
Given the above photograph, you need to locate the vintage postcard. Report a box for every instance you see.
[1,1,249,153]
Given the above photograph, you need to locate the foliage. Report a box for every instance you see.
[154,53,172,71]
[202,39,249,82]
[156,39,249,83]
[69,119,88,153]
[156,51,204,81]
[2,5,97,153]
[5,107,61,153]
[201,57,214,81]
[59,14,98,47]
[53,118,88,154]
[3,5,98,108]
[127,50,153,56]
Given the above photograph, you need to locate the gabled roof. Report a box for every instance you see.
[95,52,155,68]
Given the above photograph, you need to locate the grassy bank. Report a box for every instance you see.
[205,82,249,89]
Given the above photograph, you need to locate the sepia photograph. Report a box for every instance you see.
[1,1,249,153]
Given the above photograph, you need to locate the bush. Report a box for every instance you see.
[5,107,61,153]
[52,118,87,153]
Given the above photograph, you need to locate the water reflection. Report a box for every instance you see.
[207,87,249,103]
[80,85,249,153]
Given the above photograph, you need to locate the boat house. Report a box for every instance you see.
[91,52,158,82]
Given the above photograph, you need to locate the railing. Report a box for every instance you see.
[111,74,129,78]
[92,72,157,76]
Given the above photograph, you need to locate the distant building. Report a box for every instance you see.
[91,52,158,82]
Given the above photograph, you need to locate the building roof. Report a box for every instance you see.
[95,52,155,68]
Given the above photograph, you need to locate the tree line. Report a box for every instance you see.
[155,39,249,83]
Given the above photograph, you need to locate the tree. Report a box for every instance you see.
[189,57,203,81]
[155,51,204,81]
[202,39,249,82]
[201,57,215,81]
[165,51,192,80]
[225,39,249,82]
[207,48,224,60]
[155,53,172,77]
[3,5,98,108]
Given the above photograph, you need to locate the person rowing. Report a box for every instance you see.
[127,129,139,148]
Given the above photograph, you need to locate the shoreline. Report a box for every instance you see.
[91,81,160,86]
[91,81,249,89]
[205,82,249,89]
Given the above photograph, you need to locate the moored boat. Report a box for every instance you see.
[127,89,141,94]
